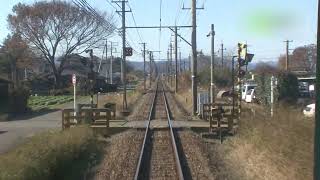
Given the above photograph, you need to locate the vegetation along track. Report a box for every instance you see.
[134,79,184,180]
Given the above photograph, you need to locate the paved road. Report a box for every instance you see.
[0,97,90,154]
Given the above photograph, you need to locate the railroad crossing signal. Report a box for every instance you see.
[125,47,133,56]
[237,43,254,78]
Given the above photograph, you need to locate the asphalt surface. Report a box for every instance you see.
[0,97,90,154]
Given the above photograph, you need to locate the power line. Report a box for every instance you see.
[127,3,144,44]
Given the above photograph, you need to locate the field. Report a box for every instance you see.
[28,95,74,110]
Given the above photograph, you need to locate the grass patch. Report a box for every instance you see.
[28,96,75,110]
[212,107,314,180]
[0,126,104,180]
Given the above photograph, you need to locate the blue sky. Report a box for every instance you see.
[0,0,318,63]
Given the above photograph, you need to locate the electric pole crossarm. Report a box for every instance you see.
[125,25,192,29]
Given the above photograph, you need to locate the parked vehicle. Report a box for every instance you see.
[242,81,257,103]
[303,103,315,117]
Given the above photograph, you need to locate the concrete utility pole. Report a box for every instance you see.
[174,26,178,93]
[188,54,191,71]
[314,1,320,179]
[167,50,170,82]
[220,42,226,68]
[231,56,237,117]
[208,24,215,104]
[183,53,186,72]
[179,50,182,72]
[140,43,147,91]
[284,40,293,71]
[237,43,242,116]
[110,42,115,84]
[170,43,173,87]
[105,40,108,82]
[149,51,152,88]
[85,49,94,107]
[182,0,204,115]
[113,0,131,111]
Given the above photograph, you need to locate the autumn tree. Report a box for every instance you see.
[1,34,34,88]
[8,1,115,88]
[278,44,316,72]
[253,62,279,75]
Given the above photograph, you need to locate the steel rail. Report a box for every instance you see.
[161,82,184,180]
[133,79,184,180]
[133,80,158,180]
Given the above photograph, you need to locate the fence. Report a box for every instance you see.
[62,108,111,130]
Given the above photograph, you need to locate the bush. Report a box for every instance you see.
[0,126,102,180]
[9,86,30,114]
[277,72,299,104]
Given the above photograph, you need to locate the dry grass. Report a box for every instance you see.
[204,107,314,180]
[174,84,313,180]
[98,82,144,119]
[0,126,104,180]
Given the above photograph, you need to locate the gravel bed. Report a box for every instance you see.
[128,90,155,121]
[163,85,192,121]
[92,130,144,180]
[175,130,213,180]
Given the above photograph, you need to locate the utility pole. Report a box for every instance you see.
[140,43,147,91]
[149,51,152,88]
[113,0,131,111]
[183,54,186,72]
[237,43,242,116]
[182,0,204,115]
[85,49,94,107]
[174,26,178,93]
[314,1,320,179]
[208,24,215,104]
[284,40,293,71]
[105,40,108,82]
[167,50,170,82]
[110,42,116,84]
[220,42,226,68]
[188,54,191,71]
[170,43,173,87]
[179,50,182,72]
[183,0,203,115]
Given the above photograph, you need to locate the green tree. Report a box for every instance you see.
[277,72,299,104]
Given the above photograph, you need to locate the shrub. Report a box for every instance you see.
[9,86,30,114]
[0,126,102,180]
[277,72,299,104]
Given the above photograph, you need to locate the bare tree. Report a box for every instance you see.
[278,44,317,72]
[8,1,115,87]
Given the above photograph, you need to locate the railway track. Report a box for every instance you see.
[134,79,184,180]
